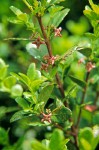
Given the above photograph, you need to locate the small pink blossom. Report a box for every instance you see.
[43,55,56,65]
[84,105,97,112]
[78,58,85,65]
[54,27,62,37]
[86,62,95,72]
[41,110,52,123]
[32,37,45,48]
[41,63,49,71]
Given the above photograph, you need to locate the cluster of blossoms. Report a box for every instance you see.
[54,27,62,37]
[41,109,52,123]
[41,55,57,71]
[78,58,95,72]
[86,62,95,72]
[32,37,45,48]
[84,105,97,112]
[78,57,85,65]
[32,27,62,71]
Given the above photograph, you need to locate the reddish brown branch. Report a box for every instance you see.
[37,15,78,149]
[37,16,65,99]
[37,16,52,57]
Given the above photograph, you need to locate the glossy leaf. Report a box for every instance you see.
[47,0,64,6]
[3,76,16,89]
[69,75,86,88]
[49,129,69,150]
[77,47,92,57]
[92,126,99,150]
[8,18,23,24]
[10,110,28,122]
[22,0,33,12]
[92,112,99,125]
[38,85,54,110]
[31,77,47,91]
[15,97,29,110]
[78,127,99,150]
[49,9,70,27]
[19,73,30,86]
[0,66,8,80]
[27,63,41,81]
[89,0,99,14]
[32,140,49,150]
[78,127,93,150]
[48,6,64,17]
[17,13,28,22]
[11,72,30,89]
[26,44,48,61]
[52,106,72,124]
[0,59,8,79]
[27,63,36,80]
[10,6,23,16]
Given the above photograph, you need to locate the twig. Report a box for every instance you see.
[37,16,66,98]
[76,72,90,128]
[37,15,79,150]
[37,16,52,57]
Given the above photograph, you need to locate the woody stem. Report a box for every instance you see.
[37,16,65,98]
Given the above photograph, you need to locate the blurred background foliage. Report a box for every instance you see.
[0,0,99,149]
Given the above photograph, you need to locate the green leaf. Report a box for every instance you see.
[47,0,64,6]
[17,13,28,22]
[78,127,99,150]
[48,6,64,17]
[83,8,98,21]
[0,127,9,146]
[38,85,54,110]
[77,47,92,57]
[10,6,23,16]
[52,106,72,124]
[3,76,16,89]
[10,110,28,122]
[41,0,47,7]
[27,63,41,81]
[49,8,70,27]
[69,75,86,88]
[8,17,23,24]
[27,63,36,80]
[89,0,99,14]
[92,126,99,150]
[26,44,48,61]
[22,0,33,12]
[15,97,29,110]
[19,73,30,86]
[0,106,7,119]
[49,129,69,150]
[78,127,93,150]
[0,58,6,68]
[32,140,49,150]
[0,106,18,119]
[11,72,30,87]
[92,112,99,125]
[31,77,47,91]
[0,66,8,80]
[0,59,8,80]
[50,66,58,78]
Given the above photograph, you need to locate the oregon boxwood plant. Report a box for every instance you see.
[0,0,99,150]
